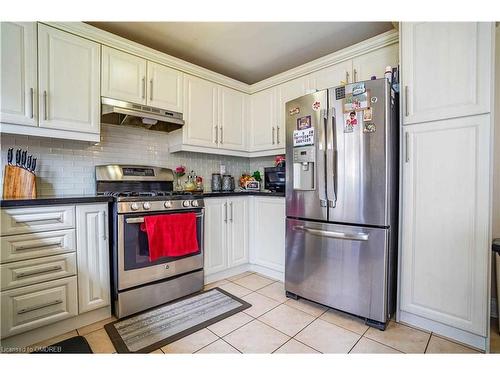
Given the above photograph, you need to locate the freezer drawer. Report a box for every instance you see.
[285,218,389,324]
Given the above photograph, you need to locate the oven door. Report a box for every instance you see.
[117,209,204,291]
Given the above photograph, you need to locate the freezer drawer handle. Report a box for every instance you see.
[294,225,369,241]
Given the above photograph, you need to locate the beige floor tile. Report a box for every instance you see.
[259,304,315,336]
[242,292,281,318]
[256,281,289,303]
[224,320,289,353]
[31,330,79,350]
[426,335,479,354]
[364,321,430,353]
[84,328,116,353]
[77,316,117,336]
[207,311,253,337]
[349,337,402,354]
[319,309,369,335]
[162,328,218,354]
[196,339,240,353]
[274,339,319,353]
[233,274,275,291]
[218,281,253,298]
[295,319,360,353]
[285,298,328,317]
[227,271,254,281]
[203,279,230,290]
[490,318,500,353]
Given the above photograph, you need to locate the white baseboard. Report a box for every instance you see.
[204,264,251,284]
[0,306,111,349]
[249,264,284,282]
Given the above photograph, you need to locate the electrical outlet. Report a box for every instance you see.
[220,164,226,175]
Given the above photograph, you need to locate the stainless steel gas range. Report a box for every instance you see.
[96,165,204,318]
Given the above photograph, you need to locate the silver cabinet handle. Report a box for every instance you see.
[17,265,63,279]
[277,126,280,144]
[102,211,107,241]
[353,69,357,82]
[142,77,146,99]
[272,127,275,144]
[294,225,369,241]
[224,202,228,223]
[17,299,63,315]
[345,71,350,83]
[150,79,153,101]
[29,88,34,119]
[405,132,410,163]
[43,90,48,120]
[405,86,409,117]
[229,201,233,222]
[214,126,218,144]
[220,126,223,144]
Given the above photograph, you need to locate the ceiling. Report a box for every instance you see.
[86,22,395,84]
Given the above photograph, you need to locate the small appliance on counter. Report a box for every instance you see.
[222,175,235,192]
[211,173,222,191]
[264,167,285,193]
[2,148,37,199]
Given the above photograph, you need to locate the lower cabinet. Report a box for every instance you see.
[204,197,249,276]
[250,197,286,272]
[76,203,110,313]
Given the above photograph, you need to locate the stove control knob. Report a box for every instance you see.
[182,200,191,208]
[143,202,151,210]
[191,200,199,207]
[164,201,172,208]
[130,202,140,211]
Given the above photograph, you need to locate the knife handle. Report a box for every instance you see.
[15,149,21,166]
[31,158,37,173]
[27,155,32,171]
[7,148,13,165]
[21,151,27,168]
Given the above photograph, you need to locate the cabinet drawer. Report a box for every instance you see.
[1,253,77,291]
[1,205,75,236]
[0,229,76,264]
[1,276,78,338]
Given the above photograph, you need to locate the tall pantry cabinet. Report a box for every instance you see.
[398,22,494,351]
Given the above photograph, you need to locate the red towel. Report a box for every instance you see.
[140,213,199,262]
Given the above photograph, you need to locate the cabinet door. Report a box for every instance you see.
[76,204,110,313]
[227,197,249,268]
[0,22,37,127]
[183,74,218,148]
[147,61,183,112]
[253,198,285,272]
[276,76,309,147]
[309,59,353,90]
[204,199,228,275]
[101,46,147,104]
[249,87,275,151]
[352,44,399,82]
[400,116,490,336]
[401,22,492,125]
[38,24,100,134]
[218,86,246,151]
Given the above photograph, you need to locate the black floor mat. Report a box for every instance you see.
[32,336,93,354]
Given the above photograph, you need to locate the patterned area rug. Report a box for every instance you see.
[105,288,251,353]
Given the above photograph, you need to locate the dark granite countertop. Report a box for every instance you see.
[201,190,285,198]
[0,195,114,208]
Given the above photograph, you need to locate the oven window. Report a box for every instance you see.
[122,211,202,270]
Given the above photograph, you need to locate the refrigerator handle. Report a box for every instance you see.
[293,225,369,241]
[318,109,328,207]
[326,107,337,208]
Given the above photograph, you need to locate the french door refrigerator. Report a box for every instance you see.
[285,79,398,329]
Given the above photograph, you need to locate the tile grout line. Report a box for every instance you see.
[424,332,433,354]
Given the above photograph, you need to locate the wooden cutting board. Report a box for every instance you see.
[2,165,36,199]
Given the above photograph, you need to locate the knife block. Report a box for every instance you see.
[2,165,36,199]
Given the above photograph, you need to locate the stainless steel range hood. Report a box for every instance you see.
[101,97,184,132]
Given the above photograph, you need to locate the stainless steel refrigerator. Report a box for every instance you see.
[285,79,398,329]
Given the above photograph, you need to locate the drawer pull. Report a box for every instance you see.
[17,299,63,315]
[14,213,64,224]
[16,240,64,252]
[16,265,63,279]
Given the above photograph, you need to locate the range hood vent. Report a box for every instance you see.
[101,97,184,132]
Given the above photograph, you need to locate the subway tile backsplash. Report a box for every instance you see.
[0,124,280,197]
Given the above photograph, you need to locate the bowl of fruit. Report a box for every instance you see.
[239,172,261,191]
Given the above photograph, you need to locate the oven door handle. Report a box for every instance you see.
[126,214,204,224]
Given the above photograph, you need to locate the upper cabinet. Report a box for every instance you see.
[0,22,37,127]
[101,46,147,104]
[101,46,183,112]
[249,87,277,152]
[309,60,353,90]
[218,86,246,151]
[352,44,399,82]
[401,22,492,125]
[38,24,100,135]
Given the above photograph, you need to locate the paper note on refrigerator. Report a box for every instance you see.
[293,128,314,146]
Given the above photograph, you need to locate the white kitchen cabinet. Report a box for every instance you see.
[204,197,249,276]
[102,46,147,104]
[38,24,100,134]
[249,87,277,151]
[401,22,492,125]
[309,60,353,90]
[183,74,218,148]
[0,22,38,127]
[218,86,247,151]
[251,197,285,272]
[147,61,183,112]
[400,115,490,337]
[76,204,110,313]
[352,43,399,82]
